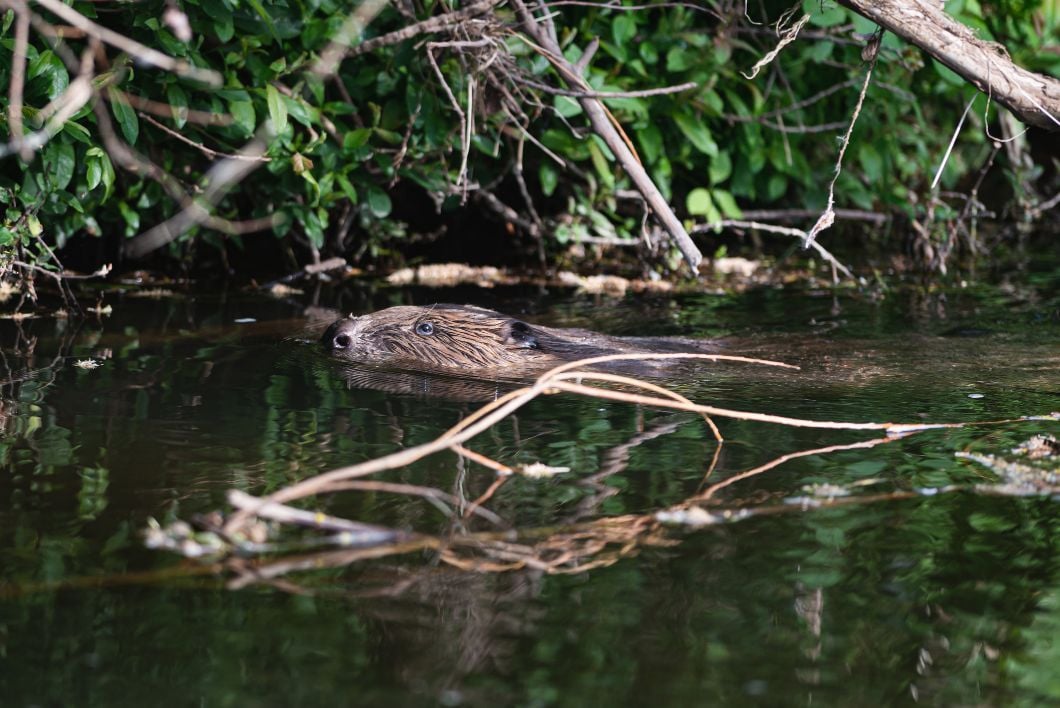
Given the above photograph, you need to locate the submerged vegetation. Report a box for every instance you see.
[0,0,1057,290]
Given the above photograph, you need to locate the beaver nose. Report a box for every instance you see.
[323,318,357,352]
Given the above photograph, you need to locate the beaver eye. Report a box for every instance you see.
[415,321,435,336]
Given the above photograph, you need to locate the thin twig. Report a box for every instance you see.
[30,0,221,85]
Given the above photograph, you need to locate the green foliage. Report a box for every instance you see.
[0,0,1056,272]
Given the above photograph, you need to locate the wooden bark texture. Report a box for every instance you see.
[841,0,1060,131]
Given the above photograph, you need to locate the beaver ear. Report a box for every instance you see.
[506,320,540,349]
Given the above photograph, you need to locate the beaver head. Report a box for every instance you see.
[322,305,558,372]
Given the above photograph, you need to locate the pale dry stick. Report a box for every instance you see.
[548,380,915,431]
[312,0,393,76]
[552,370,723,441]
[460,75,475,202]
[30,0,221,85]
[742,12,810,80]
[124,134,269,257]
[227,490,398,536]
[931,94,977,190]
[509,0,703,272]
[323,478,507,526]
[8,5,30,160]
[451,443,514,475]
[514,77,699,99]
[0,76,92,159]
[139,113,271,162]
[804,40,880,248]
[691,219,855,281]
[688,435,899,504]
[120,92,232,126]
[223,352,793,534]
[463,475,510,521]
[546,0,719,15]
[324,0,501,66]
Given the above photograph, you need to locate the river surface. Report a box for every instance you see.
[1,275,1058,706]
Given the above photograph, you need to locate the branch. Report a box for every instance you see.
[510,0,703,273]
[839,0,1060,130]
[30,0,222,86]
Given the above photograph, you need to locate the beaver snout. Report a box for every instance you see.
[323,316,358,352]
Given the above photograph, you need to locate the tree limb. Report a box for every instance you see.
[839,0,1060,130]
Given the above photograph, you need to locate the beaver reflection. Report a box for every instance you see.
[323,304,701,376]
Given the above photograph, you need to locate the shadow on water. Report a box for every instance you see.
[1,281,1059,705]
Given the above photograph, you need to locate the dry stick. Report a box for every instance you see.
[463,475,509,521]
[120,92,233,126]
[323,479,507,526]
[515,77,699,99]
[8,5,30,161]
[804,41,879,248]
[743,12,809,80]
[323,0,501,66]
[30,0,221,86]
[221,350,934,536]
[689,435,899,503]
[227,489,397,537]
[509,0,704,273]
[139,113,272,162]
[313,0,396,76]
[691,219,855,281]
[838,0,1060,131]
[931,93,977,190]
[123,134,269,258]
[552,370,723,441]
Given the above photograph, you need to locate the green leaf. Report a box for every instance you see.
[553,96,582,118]
[110,93,139,144]
[86,153,102,190]
[228,100,255,136]
[674,113,718,157]
[612,15,636,46]
[27,51,69,101]
[708,151,732,185]
[245,0,280,41]
[167,83,188,129]
[0,227,15,246]
[266,84,288,133]
[665,46,692,72]
[687,188,720,222]
[86,147,115,200]
[539,163,558,197]
[637,124,663,165]
[712,189,741,218]
[587,139,614,189]
[336,174,358,203]
[344,128,371,150]
[366,186,391,218]
[118,201,140,233]
[859,144,884,182]
[48,141,75,190]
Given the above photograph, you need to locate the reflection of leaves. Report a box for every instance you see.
[37,425,74,467]
[78,467,110,521]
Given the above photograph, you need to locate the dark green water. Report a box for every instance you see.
[1,278,1059,706]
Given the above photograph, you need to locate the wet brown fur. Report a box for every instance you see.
[322,304,687,374]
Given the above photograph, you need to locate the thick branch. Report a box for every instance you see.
[839,0,1060,130]
[510,0,703,273]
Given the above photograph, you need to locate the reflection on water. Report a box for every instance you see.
[1,283,1058,705]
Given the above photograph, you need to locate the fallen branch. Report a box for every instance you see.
[509,0,704,274]
[839,0,1060,130]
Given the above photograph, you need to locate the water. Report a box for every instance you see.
[1,278,1058,706]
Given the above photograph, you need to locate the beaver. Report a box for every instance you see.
[322,304,713,376]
